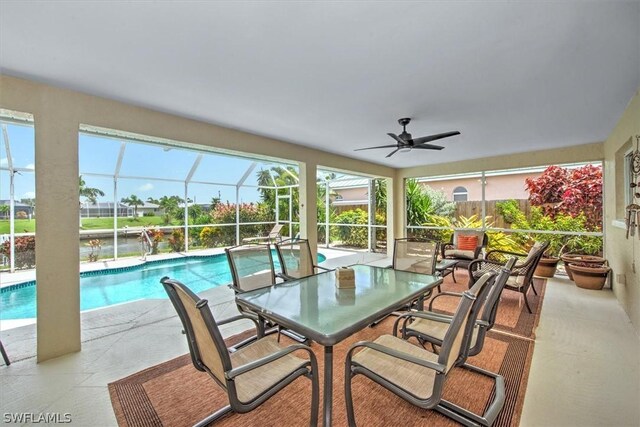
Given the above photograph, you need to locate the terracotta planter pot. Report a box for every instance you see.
[535,257,559,278]
[561,253,606,280]
[571,265,611,290]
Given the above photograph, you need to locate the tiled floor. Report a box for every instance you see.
[0,252,638,426]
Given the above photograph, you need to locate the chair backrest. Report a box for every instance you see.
[393,238,439,275]
[480,257,518,327]
[225,244,276,292]
[438,272,493,373]
[275,239,315,279]
[269,224,284,238]
[161,277,231,388]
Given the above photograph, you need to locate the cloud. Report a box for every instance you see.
[23,191,36,199]
[25,163,35,170]
[138,183,154,192]
[0,158,8,167]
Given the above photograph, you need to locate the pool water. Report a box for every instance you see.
[0,252,326,320]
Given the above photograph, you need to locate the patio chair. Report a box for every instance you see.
[394,258,516,360]
[370,238,440,327]
[441,230,488,282]
[345,274,505,427]
[468,241,549,313]
[225,244,306,344]
[275,238,332,280]
[161,277,319,427]
[242,223,284,244]
[0,339,10,366]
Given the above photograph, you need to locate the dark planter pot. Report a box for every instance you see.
[535,257,560,278]
[561,253,606,281]
[571,265,611,290]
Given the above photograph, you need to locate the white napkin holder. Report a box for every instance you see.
[335,267,355,288]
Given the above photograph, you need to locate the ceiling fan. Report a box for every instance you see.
[355,118,460,158]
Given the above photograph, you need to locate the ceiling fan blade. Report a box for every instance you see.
[412,144,444,150]
[387,133,407,145]
[411,131,460,145]
[385,148,401,158]
[354,144,399,151]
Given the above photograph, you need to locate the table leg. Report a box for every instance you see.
[323,345,333,427]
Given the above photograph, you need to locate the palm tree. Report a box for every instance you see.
[0,204,9,219]
[122,194,144,217]
[79,176,105,205]
[79,176,105,227]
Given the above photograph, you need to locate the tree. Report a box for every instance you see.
[146,197,160,204]
[158,195,182,224]
[79,176,105,205]
[122,194,144,217]
[79,176,104,227]
[405,179,455,225]
[525,164,602,230]
[0,204,9,218]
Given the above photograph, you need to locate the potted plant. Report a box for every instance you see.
[560,235,605,280]
[570,261,611,290]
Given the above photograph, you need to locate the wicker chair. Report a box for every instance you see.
[441,230,489,282]
[275,238,332,280]
[345,274,501,427]
[468,241,549,313]
[161,277,319,426]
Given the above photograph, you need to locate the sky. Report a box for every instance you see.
[0,123,300,205]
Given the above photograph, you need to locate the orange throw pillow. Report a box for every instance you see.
[457,235,479,251]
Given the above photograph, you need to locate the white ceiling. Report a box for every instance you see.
[1,1,639,168]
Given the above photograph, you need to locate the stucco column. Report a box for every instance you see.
[35,96,81,362]
[392,174,406,243]
[298,161,318,259]
[385,177,395,254]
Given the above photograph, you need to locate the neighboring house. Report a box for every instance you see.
[0,200,35,219]
[136,202,164,217]
[329,168,554,205]
[80,202,132,218]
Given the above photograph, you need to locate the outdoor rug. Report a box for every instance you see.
[109,300,542,427]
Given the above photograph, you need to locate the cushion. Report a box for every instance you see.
[453,230,484,246]
[444,249,476,260]
[457,235,479,251]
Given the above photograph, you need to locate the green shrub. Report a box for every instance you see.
[143,211,155,217]
[168,229,185,252]
[333,209,385,248]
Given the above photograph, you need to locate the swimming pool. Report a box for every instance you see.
[0,252,326,320]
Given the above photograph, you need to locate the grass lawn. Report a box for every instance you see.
[0,217,184,234]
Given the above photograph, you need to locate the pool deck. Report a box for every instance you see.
[0,247,388,361]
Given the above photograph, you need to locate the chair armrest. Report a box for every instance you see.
[428,291,464,311]
[441,242,454,257]
[392,311,453,336]
[276,272,296,281]
[346,340,447,374]
[225,343,316,379]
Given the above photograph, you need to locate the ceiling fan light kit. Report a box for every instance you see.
[355,117,460,158]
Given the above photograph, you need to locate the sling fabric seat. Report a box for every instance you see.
[161,277,319,426]
[345,274,503,427]
[275,238,332,280]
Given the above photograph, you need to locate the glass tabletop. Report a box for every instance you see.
[436,259,459,270]
[235,264,442,346]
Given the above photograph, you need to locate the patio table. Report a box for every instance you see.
[235,264,442,427]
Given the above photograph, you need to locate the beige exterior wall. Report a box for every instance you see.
[603,87,640,335]
[0,74,396,361]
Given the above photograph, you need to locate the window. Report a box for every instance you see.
[452,186,468,202]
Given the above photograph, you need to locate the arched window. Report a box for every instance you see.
[453,186,468,202]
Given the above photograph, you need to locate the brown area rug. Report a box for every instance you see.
[436,271,547,339]
[109,298,540,427]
